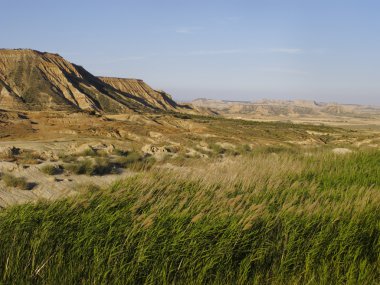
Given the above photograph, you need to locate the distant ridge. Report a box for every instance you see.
[191,98,380,118]
[0,49,195,114]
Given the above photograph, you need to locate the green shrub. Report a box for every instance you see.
[128,156,156,171]
[112,149,129,156]
[81,148,98,157]
[64,159,93,175]
[91,158,118,175]
[208,143,226,155]
[1,173,29,190]
[59,154,77,163]
[113,151,143,168]
[76,183,101,194]
[40,164,62,175]
[65,158,117,176]
[253,145,297,155]
[236,144,252,154]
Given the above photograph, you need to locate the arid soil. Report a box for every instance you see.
[0,49,378,207]
[0,108,379,208]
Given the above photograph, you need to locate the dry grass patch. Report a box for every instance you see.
[1,173,29,190]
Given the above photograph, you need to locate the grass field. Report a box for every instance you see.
[0,148,379,284]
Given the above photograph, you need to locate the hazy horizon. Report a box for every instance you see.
[2,0,379,105]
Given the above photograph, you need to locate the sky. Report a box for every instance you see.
[1,0,379,105]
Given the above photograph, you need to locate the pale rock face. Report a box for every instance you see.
[0,49,196,114]
[36,60,99,111]
[74,144,95,155]
[73,143,116,155]
[140,145,167,161]
[40,151,59,161]
[142,145,169,155]
[149,132,163,139]
[90,143,115,154]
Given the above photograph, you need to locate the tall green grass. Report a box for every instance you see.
[0,150,379,284]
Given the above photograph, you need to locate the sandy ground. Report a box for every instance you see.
[0,146,135,208]
[0,137,139,208]
[0,110,378,208]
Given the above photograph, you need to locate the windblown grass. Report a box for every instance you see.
[0,149,379,284]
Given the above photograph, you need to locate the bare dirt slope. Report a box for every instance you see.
[99,77,195,113]
[0,49,196,114]
[0,108,379,207]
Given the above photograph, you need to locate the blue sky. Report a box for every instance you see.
[1,0,379,104]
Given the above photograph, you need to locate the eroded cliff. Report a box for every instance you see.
[0,49,195,114]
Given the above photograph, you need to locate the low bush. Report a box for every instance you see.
[40,164,62,175]
[1,173,29,190]
[59,154,77,163]
[18,151,42,165]
[112,151,143,168]
[81,148,98,157]
[236,143,252,154]
[208,143,226,155]
[128,156,156,171]
[65,158,117,176]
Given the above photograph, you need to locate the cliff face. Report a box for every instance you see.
[0,49,194,114]
[98,77,193,113]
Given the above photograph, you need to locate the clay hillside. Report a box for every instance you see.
[0,49,194,114]
[98,77,192,112]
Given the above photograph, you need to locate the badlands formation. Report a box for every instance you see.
[0,49,194,114]
[0,49,379,208]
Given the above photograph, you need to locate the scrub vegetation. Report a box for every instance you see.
[0,149,379,284]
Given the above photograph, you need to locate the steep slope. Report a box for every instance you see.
[0,49,154,113]
[0,49,195,114]
[98,77,194,113]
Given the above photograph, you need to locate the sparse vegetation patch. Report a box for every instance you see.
[1,173,29,190]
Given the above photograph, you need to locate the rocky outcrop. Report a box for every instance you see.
[0,49,195,114]
[0,49,136,113]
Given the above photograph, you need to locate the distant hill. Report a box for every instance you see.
[192,98,380,119]
[0,49,195,114]
[98,77,193,113]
